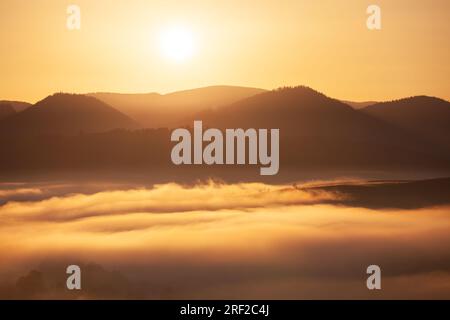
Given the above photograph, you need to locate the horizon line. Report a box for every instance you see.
[2,84,447,105]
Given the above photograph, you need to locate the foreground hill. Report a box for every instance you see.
[197,86,384,135]
[0,93,139,135]
[304,177,450,209]
[90,85,266,127]
[196,86,449,170]
[362,96,450,148]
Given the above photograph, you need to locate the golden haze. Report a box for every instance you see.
[0,0,449,102]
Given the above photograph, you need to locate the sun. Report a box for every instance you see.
[160,26,196,62]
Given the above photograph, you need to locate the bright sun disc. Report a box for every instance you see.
[160,27,195,62]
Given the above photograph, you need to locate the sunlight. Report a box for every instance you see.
[159,26,196,62]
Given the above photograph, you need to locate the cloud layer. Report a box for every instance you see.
[0,181,449,299]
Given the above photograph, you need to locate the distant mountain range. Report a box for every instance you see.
[341,100,379,109]
[89,85,266,128]
[0,86,449,176]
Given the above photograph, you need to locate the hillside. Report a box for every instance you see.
[0,100,32,112]
[0,93,139,135]
[195,86,450,170]
[1,87,449,177]
[362,96,450,148]
[0,103,16,120]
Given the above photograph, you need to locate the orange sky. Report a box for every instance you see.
[1,0,449,103]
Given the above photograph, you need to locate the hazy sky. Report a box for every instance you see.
[1,0,449,103]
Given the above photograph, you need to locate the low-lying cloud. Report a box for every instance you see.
[0,181,449,299]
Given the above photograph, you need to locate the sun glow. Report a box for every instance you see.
[160,26,196,62]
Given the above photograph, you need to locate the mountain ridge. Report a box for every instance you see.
[1,86,449,176]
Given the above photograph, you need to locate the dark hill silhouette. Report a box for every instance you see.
[196,86,406,140]
[195,86,450,170]
[0,93,139,135]
[0,103,16,120]
[0,100,31,112]
[0,87,449,178]
[362,96,450,148]
[90,85,266,128]
[197,86,382,135]
[304,177,450,209]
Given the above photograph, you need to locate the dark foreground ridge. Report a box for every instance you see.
[304,177,450,209]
